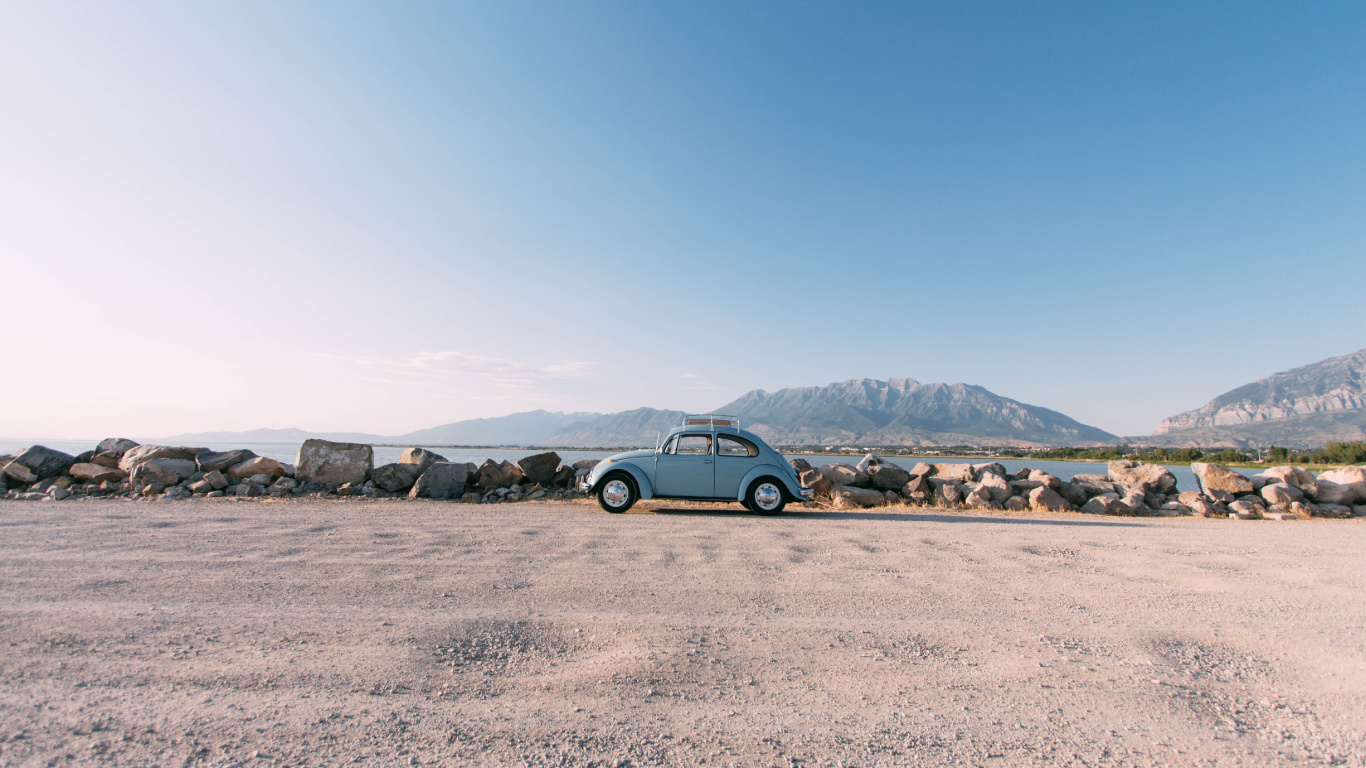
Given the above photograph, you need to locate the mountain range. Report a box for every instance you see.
[1142,347,1366,448]
[161,378,1118,449]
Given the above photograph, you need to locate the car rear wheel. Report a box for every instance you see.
[597,474,637,514]
[746,478,786,516]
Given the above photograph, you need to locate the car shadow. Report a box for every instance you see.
[648,507,1148,527]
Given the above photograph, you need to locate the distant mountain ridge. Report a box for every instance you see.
[1147,347,1366,448]
[158,377,1119,449]
[715,378,1117,447]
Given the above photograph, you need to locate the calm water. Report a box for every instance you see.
[1,439,1263,493]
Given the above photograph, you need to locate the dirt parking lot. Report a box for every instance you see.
[1,498,1363,767]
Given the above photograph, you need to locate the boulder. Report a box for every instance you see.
[789,458,813,473]
[11,446,76,479]
[203,470,229,490]
[1107,460,1177,492]
[1188,496,1222,517]
[931,463,975,482]
[819,463,864,488]
[978,472,1013,503]
[399,447,447,476]
[855,453,884,473]
[1191,462,1254,497]
[965,486,996,509]
[1262,465,1317,491]
[1312,503,1353,519]
[549,465,576,488]
[972,463,1007,480]
[1309,479,1357,506]
[4,460,39,485]
[908,462,933,478]
[119,445,205,472]
[1027,470,1062,489]
[1028,486,1068,512]
[269,477,298,497]
[1119,489,1149,515]
[1004,496,1029,511]
[1160,502,1193,516]
[370,463,420,493]
[1354,505,1366,518]
[1057,482,1088,506]
[130,458,198,487]
[933,480,963,507]
[475,459,525,489]
[799,469,833,497]
[1317,466,1366,504]
[831,485,886,509]
[90,452,123,469]
[95,438,139,457]
[867,463,912,491]
[1260,482,1303,506]
[1228,499,1263,520]
[572,459,601,471]
[1071,474,1115,495]
[69,463,124,484]
[197,449,257,473]
[1080,495,1122,515]
[901,474,930,497]
[516,452,562,486]
[296,439,373,486]
[227,457,292,481]
[187,479,215,494]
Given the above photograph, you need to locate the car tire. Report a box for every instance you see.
[597,473,637,514]
[746,478,786,516]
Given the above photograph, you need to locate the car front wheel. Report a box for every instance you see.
[597,475,637,514]
[746,478,786,516]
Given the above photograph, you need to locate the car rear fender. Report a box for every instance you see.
[736,465,805,502]
[597,463,654,500]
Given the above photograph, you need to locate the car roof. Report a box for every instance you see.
[666,423,770,447]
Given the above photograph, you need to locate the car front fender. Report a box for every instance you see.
[735,464,806,503]
[594,462,655,500]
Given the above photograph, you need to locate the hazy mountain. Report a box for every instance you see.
[542,408,686,448]
[713,378,1117,447]
[395,410,603,446]
[1147,348,1366,448]
[157,427,388,444]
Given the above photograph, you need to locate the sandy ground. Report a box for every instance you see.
[1,498,1364,768]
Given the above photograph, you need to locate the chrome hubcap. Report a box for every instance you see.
[755,483,781,510]
[603,480,629,507]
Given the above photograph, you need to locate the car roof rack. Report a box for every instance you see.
[681,414,739,428]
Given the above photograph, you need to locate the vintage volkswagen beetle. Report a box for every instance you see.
[580,415,813,514]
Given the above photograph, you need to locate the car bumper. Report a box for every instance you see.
[799,488,814,500]
[579,481,593,493]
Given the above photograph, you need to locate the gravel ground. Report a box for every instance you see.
[1,497,1364,767]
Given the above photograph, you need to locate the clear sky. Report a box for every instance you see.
[2,1,1364,440]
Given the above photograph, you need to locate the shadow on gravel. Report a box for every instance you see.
[650,508,1146,527]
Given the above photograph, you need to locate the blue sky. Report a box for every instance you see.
[2,1,1363,439]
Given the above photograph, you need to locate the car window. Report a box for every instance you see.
[661,435,678,454]
[717,435,758,457]
[673,434,712,455]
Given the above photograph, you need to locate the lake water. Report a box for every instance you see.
[1,439,1262,494]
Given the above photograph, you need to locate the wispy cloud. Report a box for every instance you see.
[321,350,597,389]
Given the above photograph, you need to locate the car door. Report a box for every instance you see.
[654,433,715,497]
[714,434,761,498]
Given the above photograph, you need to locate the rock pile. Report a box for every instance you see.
[794,454,1366,519]
[1,439,597,504]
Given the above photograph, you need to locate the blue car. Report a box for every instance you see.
[580,415,813,514]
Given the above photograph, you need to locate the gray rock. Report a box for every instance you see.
[855,453,884,473]
[203,470,229,490]
[296,439,373,486]
[227,457,292,481]
[1312,503,1352,518]
[931,463,975,482]
[976,472,1012,503]
[800,469,833,497]
[50,486,71,500]
[550,465,575,488]
[197,449,258,473]
[572,459,601,471]
[972,463,1007,480]
[819,463,865,488]
[95,438,139,457]
[516,452,562,486]
[1004,495,1029,511]
[1028,486,1068,512]
[130,458,198,487]
[1191,462,1254,497]
[1310,478,1357,506]
[269,477,298,496]
[1260,482,1303,506]
[69,463,124,484]
[370,463,420,493]
[1119,489,1149,515]
[409,462,470,500]
[1160,502,1193,516]
[11,445,76,479]
[475,459,524,489]
[965,486,996,509]
[187,479,215,494]
[1027,470,1062,489]
[867,463,912,492]
[933,480,963,507]
[1080,495,1122,515]
[1057,482,1088,506]
[789,458,813,473]
[118,445,206,472]
[1317,466,1366,504]
[399,447,447,476]
[1071,474,1115,495]
[901,474,930,498]
[1228,499,1263,519]
[90,452,123,468]
[831,484,886,508]
[1108,460,1177,492]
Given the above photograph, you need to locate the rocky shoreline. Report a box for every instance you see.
[3,437,1364,519]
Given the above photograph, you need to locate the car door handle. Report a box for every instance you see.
[702,459,714,464]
